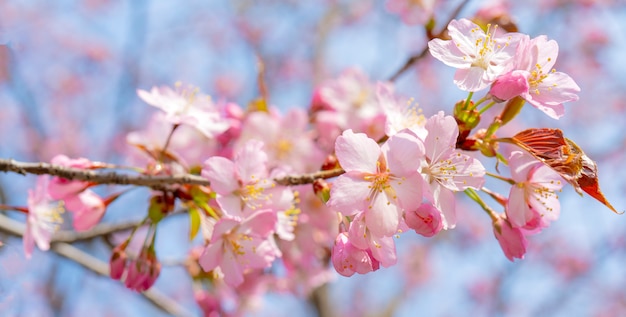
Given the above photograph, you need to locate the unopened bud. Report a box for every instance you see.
[313,179,331,203]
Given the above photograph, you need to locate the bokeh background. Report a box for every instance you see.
[1,0,626,316]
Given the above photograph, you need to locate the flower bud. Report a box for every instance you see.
[404,203,443,237]
[493,214,527,261]
[489,70,529,103]
[110,241,129,280]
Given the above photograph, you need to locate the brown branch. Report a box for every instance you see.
[388,0,471,82]
[0,213,194,317]
[0,158,211,187]
[273,168,345,186]
[1,158,344,187]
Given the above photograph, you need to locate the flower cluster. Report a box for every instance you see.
[9,14,614,317]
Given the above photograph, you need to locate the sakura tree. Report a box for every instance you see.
[1,1,626,316]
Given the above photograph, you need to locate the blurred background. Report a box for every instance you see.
[1,0,626,316]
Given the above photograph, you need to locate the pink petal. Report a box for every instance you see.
[389,173,423,211]
[327,173,372,215]
[506,186,532,228]
[431,184,456,229]
[235,139,268,182]
[199,241,223,272]
[382,131,424,175]
[454,67,489,92]
[404,203,443,237]
[221,249,245,286]
[335,129,381,173]
[365,192,401,237]
[240,210,277,238]
[368,235,397,267]
[202,157,238,194]
[424,112,458,163]
[428,39,469,69]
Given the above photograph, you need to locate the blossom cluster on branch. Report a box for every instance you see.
[0,12,620,316]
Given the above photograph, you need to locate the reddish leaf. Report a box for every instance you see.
[501,128,621,214]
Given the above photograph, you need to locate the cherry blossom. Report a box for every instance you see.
[203,139,293,218]
[428,18,522,91]
[198,210,279,287]
[508,35,581,119]
[420,112,486,229]
[137,83,229,138]
[331,232,380,277]
[327,129,425,237]
[506,150,564,229]
[23,176,64,258]
[385,0,436,25]
[404,203,443,237]
[377,83,428,139]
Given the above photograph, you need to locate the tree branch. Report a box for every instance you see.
[388,0,470,81]
[0,158,210,187]
[0,158,344,187]
[0,213,195,317]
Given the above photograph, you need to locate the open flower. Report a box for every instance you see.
[506,150,564,230]
[512,35,580,119]
[198,210,279,287]
[428,18,522,91]
[137,83,229,138]
[24,176,63,258]
[420,112,486,229]
[327,129,425,237]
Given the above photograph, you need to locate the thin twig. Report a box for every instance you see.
[274,168,345,186]
[0,213,194,317]
[0,158,344,187]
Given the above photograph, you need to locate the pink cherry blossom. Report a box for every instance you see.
[203,139,294,218]
[385,0,435,25]
[404,203,443,237]
[347,213,398,267]
[377,83,428,139]
[420,112,486,229]
[48,154,93,200]
[198,210,279,287]
[327,129,425,237]
[48,155,107,231]
[512,35,581,119]
[493,213,527,261]
[23,175,63,258]
[236,108,323,173]
[331,232,380,277]
[428,18,522,91]
[311,68,389,144]
[506,151,564,229]
[137,83,229,138]
[63,190,106,231]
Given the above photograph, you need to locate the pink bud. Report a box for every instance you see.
[493,214,527,261]
[489,70,530,102]
[331,232,379,277]
[124,248,161,292]
[110,242,128,280]
[404,203,443,237]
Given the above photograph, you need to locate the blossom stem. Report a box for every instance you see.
[485,172,515,185]
[464,92,474,109]
[464,188,499,222]
[480,187,507,206]
[478,101,497,115]
[161,124,180,160]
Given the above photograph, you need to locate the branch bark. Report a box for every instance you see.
[0,158,344,187]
